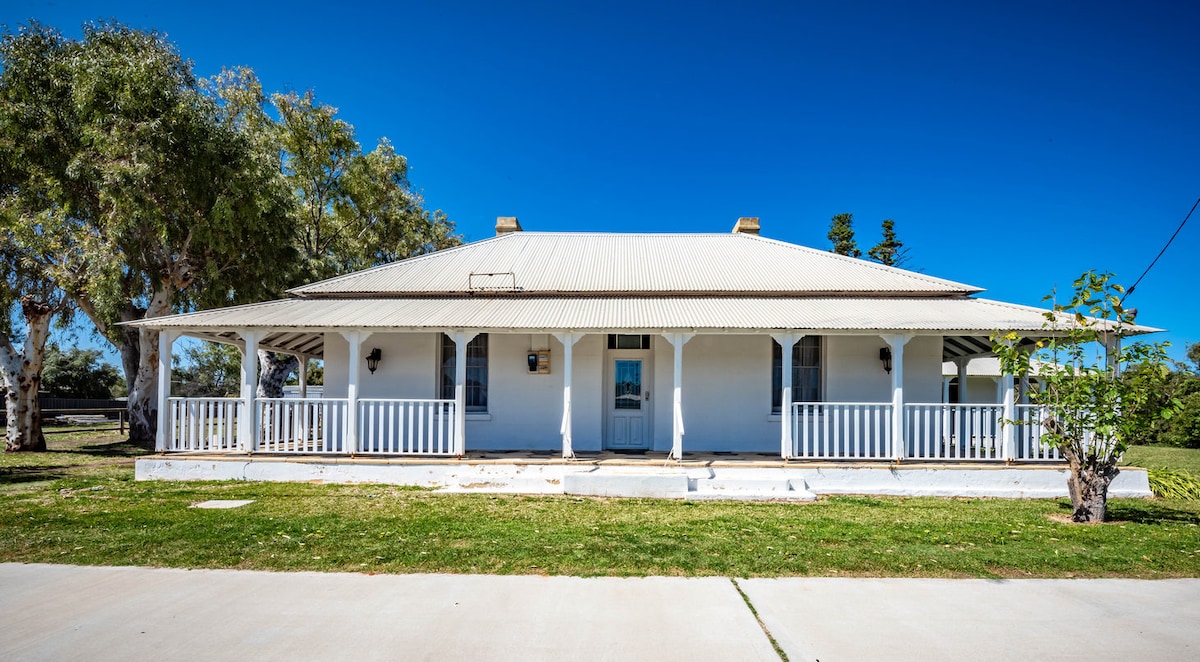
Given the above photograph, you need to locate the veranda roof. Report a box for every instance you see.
[131,295,1160,361]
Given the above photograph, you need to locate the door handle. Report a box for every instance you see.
[645,391,650,401]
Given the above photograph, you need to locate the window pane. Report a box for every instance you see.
[771,337,822,413]
[440,333,488,412]
[614,360,642,410]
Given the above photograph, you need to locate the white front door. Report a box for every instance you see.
[605,356,652,449]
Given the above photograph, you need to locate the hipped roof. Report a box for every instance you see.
[130,229,1160,360]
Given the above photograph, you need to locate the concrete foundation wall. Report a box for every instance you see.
[136,457,1154,499]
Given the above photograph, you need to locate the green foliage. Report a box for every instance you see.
[40,343,122,399]
[994,272,1181,521]
[1146,467,1200,500]
[0,20,299,333]
[172,342,241,397]
[826,212,860,257]
[866,218,908,267]
[285,360,324,386]
[994,272,1179,465]
[264,89,461,283]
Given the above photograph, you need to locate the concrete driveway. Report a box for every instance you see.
[1,564,1196,661]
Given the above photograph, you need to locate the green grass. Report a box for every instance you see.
[3,435,1199,578]
[1124,445,1200,476]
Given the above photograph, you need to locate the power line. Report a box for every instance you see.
[1121,195,1199,303]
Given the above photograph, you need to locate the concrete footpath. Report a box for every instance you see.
[0,564,1197,661]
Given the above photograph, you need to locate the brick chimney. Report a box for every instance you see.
[732,217,760,235]
[495,216,523,235]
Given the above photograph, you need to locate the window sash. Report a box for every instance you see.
[440,334,488,412]
[771,337,822,413]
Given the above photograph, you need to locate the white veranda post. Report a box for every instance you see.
[453,331,479,457]
[298,357,309,398]
[340,331,365,455]
[882,334,913,461]
[154,330,179,452]
[662,333,694,461]
[552,332,582,459]
[238,330,261,452]
[999,338,1016,461]
[771,333,802,459]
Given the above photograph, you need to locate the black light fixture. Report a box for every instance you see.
[879,347,892,374]
[365,348,382,374]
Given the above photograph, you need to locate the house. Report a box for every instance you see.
[132,217,1154,498]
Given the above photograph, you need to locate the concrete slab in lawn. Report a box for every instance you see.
[0,564,777,662]
[739,577,1200,662]
[189,500,255,509]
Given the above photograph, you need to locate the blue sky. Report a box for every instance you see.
[6,1,1198,362]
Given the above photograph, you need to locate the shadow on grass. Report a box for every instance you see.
[0,465,69,484]
[1107,500,1200,525]
[74,441,148,458]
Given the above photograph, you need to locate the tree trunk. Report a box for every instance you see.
[257,351,297,398]
[1067,466,1118,523]
[1045,417,1120,523]
[125,292,173,448]
[1,297,55,452]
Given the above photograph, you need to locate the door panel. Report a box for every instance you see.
[606,356,651,449]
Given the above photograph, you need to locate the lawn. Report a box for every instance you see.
[3,435,1199,578]
[1123,445,1200,475]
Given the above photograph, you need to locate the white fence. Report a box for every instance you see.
[358,399,458,455]
[1014,405,1064,461]
[792,402,893,459]
[905,403,1003,460]
[258,398,348,453]
[167,397,241,451]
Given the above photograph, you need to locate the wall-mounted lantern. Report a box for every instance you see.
[366,348,382,374]
[879,347,892,374]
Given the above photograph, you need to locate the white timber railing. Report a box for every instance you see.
[167,397,242,451]
[905,403,1003,460]
[1014,405,1064,461]
[258,398,348,453]
[792,402,893,459]
[358,399,458,456]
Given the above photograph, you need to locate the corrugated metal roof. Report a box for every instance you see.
[137,295,1154,335]
[290,233,981,295]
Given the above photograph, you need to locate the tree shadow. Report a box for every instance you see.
[0,465,69,485]
[1106,500,1200,525]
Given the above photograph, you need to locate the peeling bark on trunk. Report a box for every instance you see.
[1046,417,1119,523]
[257,351,297,398]
[1,297,55,452]
[125,292,173,448]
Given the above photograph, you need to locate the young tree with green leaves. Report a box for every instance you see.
[867,218,908,267]
[994,272,1180,522]
[827,212,860,257]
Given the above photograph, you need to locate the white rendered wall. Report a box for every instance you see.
[654,334,776,452]
[321,331,950,453]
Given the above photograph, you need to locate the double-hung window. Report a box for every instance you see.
[440,333,488,412]
[771,336,822,413]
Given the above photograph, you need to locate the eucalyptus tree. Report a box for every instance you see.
[0,22,296,445]
[206,78,460,395]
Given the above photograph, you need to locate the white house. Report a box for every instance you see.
[131,217,1156,497]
